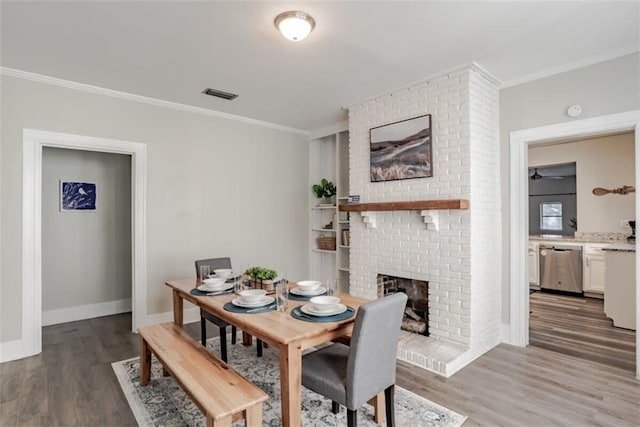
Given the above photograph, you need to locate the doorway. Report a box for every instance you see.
[41,147,132,326]
[508,110,640,379]
[526,135,635,370]
[21,129,147,359]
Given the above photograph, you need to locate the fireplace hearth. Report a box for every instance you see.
[377,274,429,336]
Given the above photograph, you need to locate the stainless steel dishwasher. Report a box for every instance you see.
[538,244,583,293]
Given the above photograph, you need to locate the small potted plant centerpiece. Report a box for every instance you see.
[245,266,279,293]
[312,178,337,206]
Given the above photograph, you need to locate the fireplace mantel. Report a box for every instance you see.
[340,199,469,230]
[338,199,469,212]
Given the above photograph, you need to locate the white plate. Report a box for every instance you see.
[300,303,347,317]
[290,286,327,296]
[198,283,233,292]
[232,296,275,308]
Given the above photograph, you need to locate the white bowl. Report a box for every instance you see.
[296,280,321,292]
[240,289,268,304]
[309,296,340,313]
[201,278,225,291]
[214,269,233,279]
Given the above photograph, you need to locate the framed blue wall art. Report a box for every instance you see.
[60,181,97,211]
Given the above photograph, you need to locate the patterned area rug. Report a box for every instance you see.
[112,337,466,426]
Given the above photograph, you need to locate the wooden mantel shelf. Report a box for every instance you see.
[338,199,469,212]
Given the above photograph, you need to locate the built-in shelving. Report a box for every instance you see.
[309,126,350,293]
[312,248,337,254]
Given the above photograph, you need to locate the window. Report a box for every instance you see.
[540,202,563,231]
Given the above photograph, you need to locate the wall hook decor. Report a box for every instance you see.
[592,185,636,196]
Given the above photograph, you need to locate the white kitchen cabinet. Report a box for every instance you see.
[604,250,636,330]
[583,244,607,295]
[528,242,539,289]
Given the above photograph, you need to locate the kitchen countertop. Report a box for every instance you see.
[529,235,636,252]
[528,234,629,244]
[601,242,636,252]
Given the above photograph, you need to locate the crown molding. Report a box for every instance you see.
[0,67,309,136]
[499,47,640,89]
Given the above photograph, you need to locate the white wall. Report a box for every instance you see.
[42,147,131,320]
[0,75,309,343]
[500,52,640,323]
[529,133,635,234]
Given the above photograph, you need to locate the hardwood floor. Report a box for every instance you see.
[1,313,638,426]
[530,290,636,372]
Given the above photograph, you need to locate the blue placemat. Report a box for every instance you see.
[287,290,328,301]
[223,301,277,314]
[291,305,355,322]
[189,288,234,297]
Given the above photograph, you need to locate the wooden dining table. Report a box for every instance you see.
[165,278,372,427]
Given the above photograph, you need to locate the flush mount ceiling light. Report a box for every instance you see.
[274,11,315,41]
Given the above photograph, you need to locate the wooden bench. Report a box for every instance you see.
[138,323,268,427]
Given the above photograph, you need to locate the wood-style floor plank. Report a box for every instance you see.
[529,291,636,371]
[1,312,638,426]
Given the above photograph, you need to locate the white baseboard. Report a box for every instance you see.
[0,339,26,363]
[42,298,132,326]
[500,323,511,344]
[142,307,200,329]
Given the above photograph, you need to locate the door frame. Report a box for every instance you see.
[508,110,640,379]
[21,129,147,358]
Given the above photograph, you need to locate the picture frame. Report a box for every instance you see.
[60,181,97,211]
[369,114,433,182]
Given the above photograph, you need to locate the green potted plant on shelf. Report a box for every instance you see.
[312,178,337,206]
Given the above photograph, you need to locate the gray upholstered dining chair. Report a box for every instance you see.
[301,292,407,427]
[195,258,263,362]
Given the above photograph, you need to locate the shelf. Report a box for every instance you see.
[311,248,337,254]
[338,245,350,249]
[339,199,469,212]
[337,196,349,199]
[338,220,350,224]
[311,205,336,210]
[311,228,337,232]
[338,267,350,272]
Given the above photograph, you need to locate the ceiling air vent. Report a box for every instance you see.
[202,88,238,100]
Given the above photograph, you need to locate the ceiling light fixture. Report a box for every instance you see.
[274,11,315,41]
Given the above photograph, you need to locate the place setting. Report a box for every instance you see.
[291,281,355,322]
[288,280,328,300]
[224,288,279,314]
[190,267,237,296]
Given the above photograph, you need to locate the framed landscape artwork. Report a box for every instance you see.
[369,114,432,182]
[60,181,97,211]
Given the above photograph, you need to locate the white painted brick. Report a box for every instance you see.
[347,65,500,369]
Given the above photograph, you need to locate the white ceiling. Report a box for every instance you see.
[2,1,639,132]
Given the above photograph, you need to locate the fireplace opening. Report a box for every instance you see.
[377,274,429,336]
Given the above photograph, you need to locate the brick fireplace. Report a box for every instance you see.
[347,64,502,377]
